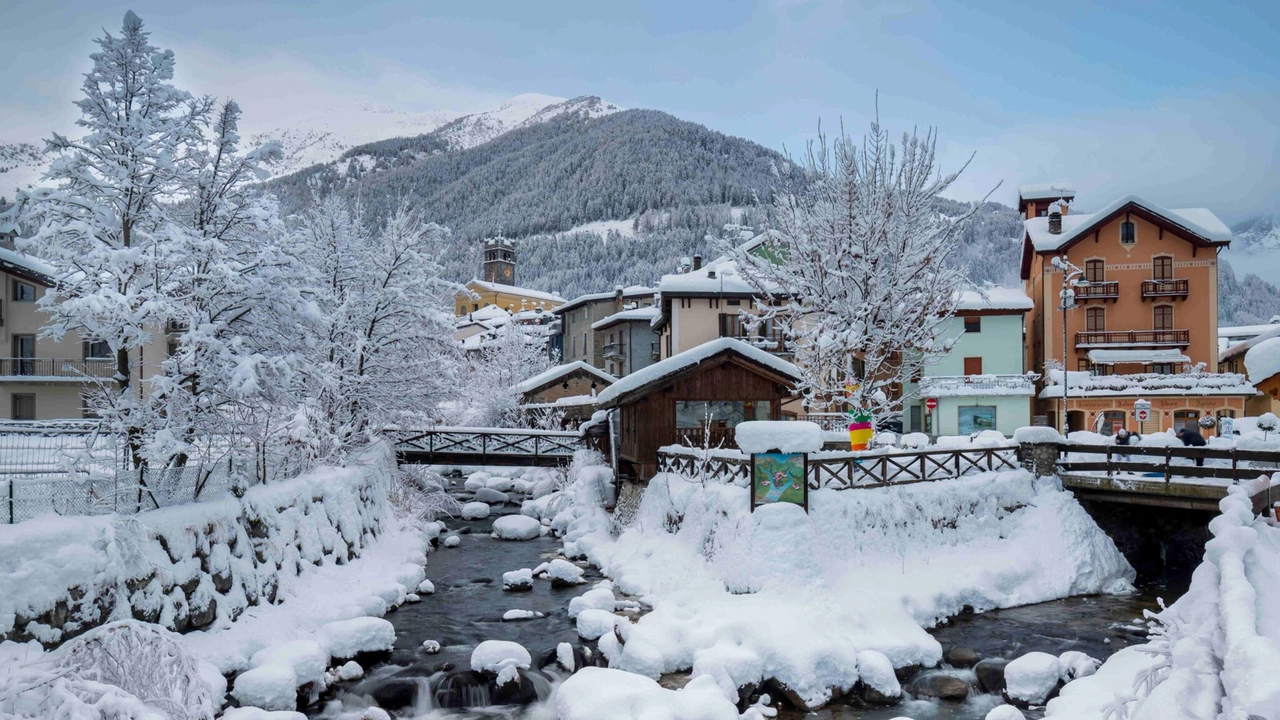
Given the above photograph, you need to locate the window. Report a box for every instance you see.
[1120,221,1136,244]
[1154,305,1174,331]
[458,305,466,315]
[910,405,923,433]
[676,400,771,428]
[963,357,983,375]
[1151,363,1175,375]
[1086,307,1105,332]
[167,340,179,358]
[958,406,997,434]
[1101,410,1126,435]
[12,335,35,376]
[727,299,741,306]
[85,340,111,359]
[12,282,35,302]
[963,316,981,333]
[1085,259,1105,284]
[1173,410,1200,434]
[570,334,576,358]
[1152,256,1173,281]
[11,394,35,421]
[472,304,479,312]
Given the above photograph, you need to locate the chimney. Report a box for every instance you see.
[1048,203,1063,235]
[614,285,624,314]
[693,254,703,271]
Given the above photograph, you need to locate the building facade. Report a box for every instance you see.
[555,286,655,368]
[592,306,661,377]
[1020,186,1250,433]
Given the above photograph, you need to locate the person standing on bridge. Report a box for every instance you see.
[1176,427,1206,467]
[1115,427,1140,463]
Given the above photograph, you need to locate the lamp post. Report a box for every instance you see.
[1050,256,1089,433]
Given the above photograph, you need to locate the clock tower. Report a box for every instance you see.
[483,237,516,285]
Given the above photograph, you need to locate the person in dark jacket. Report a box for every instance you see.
[1176,427,1206,466]
[1115,427,1140,462]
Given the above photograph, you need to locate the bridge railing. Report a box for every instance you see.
[394,426,584,458]
[656,444,1020,490]
[1057,443,1279,484]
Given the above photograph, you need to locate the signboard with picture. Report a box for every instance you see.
[750,452,809,511]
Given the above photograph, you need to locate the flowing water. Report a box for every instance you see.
[308,480,1185,720]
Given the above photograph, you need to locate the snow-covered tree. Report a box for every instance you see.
[284,198,462,456]
[17,11,210,465]
[462,324,556,427]
[728,118,979,416]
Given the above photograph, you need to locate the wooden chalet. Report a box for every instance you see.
[595,338,801,479]
[514,361,615,425]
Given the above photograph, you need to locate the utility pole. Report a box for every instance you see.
[1051,256,1089,434]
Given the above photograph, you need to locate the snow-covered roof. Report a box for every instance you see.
[955,287,1033,312]
[1018,183,1076,201]
[513,361,615,395]
[1086,349,1191,365]
[1222,324,1280,363]
[1039,370,1256,399]
[553,286,656,315]
[657,232,783,296]
[592,306,660,330]
[1025,194,1231,252]
[918,374,1036,398]
[0,221,19,235]
[518,394,599,409]
[1244,337,1280,384]
[595,338,801,407]
[1220,323,1280,340]
[0,246,55,285]
[466,279,563,304]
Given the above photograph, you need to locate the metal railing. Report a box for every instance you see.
[0,357,115,380]
[793,413,849,431]
[918,374,1037,394]
[1075,281,1119,300]
[1058,443,1279,483]
[602,342,624,360]
[1141,279,1189,299]
[1075,329,1190,347]
[394,426,583,463]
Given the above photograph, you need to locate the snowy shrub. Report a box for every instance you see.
[55,621,216,720]
[389,466,461,522]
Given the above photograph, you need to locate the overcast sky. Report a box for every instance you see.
[3,0,1277,221]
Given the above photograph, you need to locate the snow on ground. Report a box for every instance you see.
[540,463,1134,711]
[555,666,739,720]
[1046,476,1280,720]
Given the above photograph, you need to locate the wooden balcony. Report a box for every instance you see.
[0,358,116,381]
[1074,281,1119,302]
[674,426,736,449]
[1075,330,1190,348]
[1141,279,1189,300]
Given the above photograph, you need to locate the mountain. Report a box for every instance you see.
[430,94,622,151]
[1230,215,1280,254]
[0,142,47,201]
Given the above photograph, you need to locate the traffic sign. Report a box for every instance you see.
[925,398,938,411]
[1134,399,1152,423]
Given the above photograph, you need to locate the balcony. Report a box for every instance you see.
[1074,281,1119,302]
[0,358,115,381]
[650,342,661,361]
[918,373,1038,397]
[718,315,791,356]
[1141,279,1189,300]
[602,343,624,360]
[1075,329,1190,348]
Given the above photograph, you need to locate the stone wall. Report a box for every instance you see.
[0,446,392,645]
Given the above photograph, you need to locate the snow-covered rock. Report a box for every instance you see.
[1012,426,1064,444]
[471,640,532,675]
[502,609,545,621]
[556,642,576,672]
[492,515,542,541]
[232,662,305,711]
[503,568,534,591]
[985,706,1026,720]
[335,660,364,681]
[1005,651,1061,705]
[485,476,515,493]
[856,649,901,700]
[1056,650,1099,681]
[461,502,491,520]
[464,472,492,491]
[474,488,510,505]
[421,640,441,654]
[417,579,435,595]
[221,708,309,720]
[318,617,395,659]
[555,667,738,720]
[543,558,586,586]
[568,586,616,618]
[443,535,461,548]
[575,608,619,640]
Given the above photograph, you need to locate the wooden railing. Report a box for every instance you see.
[656,444,1020,490]
[0,358,115,380]
[1057,443,1279,483]
[1141,279,1189,299]
[1075,329,1190,348]
[395,427,583,462]
[673,427,737,448]
[1075,281,1119,301]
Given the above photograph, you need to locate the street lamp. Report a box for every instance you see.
[1050,256,1089,433]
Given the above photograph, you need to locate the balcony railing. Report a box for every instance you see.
[1074,281,1119,301]
[718,315,790,355]
[0,358,116,381]
[1141,279,1189,299]
[918,373,1037,396]
[602,343,624,360]
[1075,330,1190,348]
[674,426,737,448]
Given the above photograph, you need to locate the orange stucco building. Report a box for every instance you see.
[1019,185,1255,434]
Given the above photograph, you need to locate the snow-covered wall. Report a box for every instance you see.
[0,444,394,645]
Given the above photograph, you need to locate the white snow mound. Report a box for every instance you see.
[492,515,542,540]
[735,420,825,454]
[1005,651,1061,704]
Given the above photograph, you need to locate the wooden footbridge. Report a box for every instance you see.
[392,427,585,467]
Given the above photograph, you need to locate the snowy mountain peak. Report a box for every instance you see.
[1231,215,1280,253]
[431,94,624,151]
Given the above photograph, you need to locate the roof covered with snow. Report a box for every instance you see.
[657,232,784,297]
[592,306,661,330]
[1025,194,1231,253]
[1220,323,1280,340]
[0,246,55,286]
[1244,337,1280,384]
[1222,324,1280,363]
[1018,183,1076,201]
[466,279,563,304]
[955,286,1033,312]
[553,286,656,315]
[514,361,615,395]
[1039,369,1256,399]
[1086,349,1191,365]
[918,374,1037,398]
[595,338,801,407]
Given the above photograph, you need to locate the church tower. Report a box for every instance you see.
[483,237,516,285]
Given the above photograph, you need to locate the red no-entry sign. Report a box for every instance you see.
[925,398,937,411]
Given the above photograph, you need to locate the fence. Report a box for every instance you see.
[1057,443,1280,483]
[656,443,1020,490]
[0,421,256,524]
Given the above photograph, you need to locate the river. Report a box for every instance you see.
[307,483,1182,720]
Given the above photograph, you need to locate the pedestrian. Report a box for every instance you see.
[1176,426,1206,467]
[1115,427,1140,462]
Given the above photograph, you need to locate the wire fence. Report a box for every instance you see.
[0,421,258,524]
